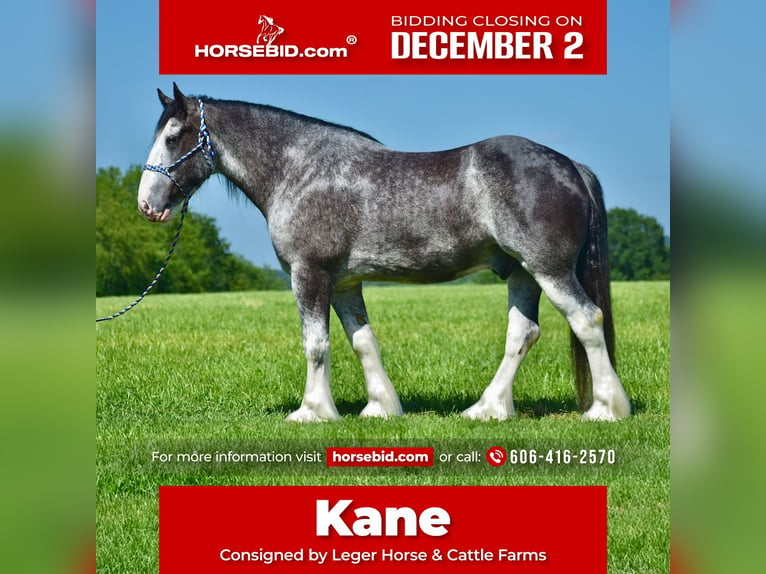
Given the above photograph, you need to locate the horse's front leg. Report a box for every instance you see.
[285,266,340,422]
[332,285,403,418]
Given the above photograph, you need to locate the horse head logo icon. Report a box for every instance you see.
[257,15,285,46]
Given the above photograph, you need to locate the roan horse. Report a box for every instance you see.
[137,84,631,422]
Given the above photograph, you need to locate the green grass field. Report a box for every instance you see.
[97,282,669,573]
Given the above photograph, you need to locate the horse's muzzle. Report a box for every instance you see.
[139,199,172,223]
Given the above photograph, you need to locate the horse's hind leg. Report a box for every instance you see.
[332,285,403,418]
[285,265,340,422]
[534,272,631,420]
[463,269,541,421]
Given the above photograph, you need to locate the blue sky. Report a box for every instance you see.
[672,0,766,200]
[96,2,669,268]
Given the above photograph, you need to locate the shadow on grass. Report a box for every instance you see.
[269,394,644,419]
[399,396,583,418]
[514,397,644,418]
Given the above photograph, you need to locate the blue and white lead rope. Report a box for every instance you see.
[96,197,190,323]
[97,99,214,323]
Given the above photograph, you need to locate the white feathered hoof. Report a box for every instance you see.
[285,405,340,423]
[461,399,515,421]
[582,396,631,421]
[360,399,403,418]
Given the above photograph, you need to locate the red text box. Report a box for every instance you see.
[159,0,606,75]
[159,485,606,573]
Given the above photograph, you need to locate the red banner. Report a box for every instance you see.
[159,486,606,573]
[159,0,606,75]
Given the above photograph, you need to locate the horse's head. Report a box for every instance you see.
[137,83,214,222]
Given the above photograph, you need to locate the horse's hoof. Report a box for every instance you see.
[582,403,621,421]
[285,406,339,422]
[360,400,403,418]
[582,393,631,420]
[461,401,514,421]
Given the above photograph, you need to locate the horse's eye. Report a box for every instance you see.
[166,135,180,145]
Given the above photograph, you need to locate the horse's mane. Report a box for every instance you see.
[200,97,382,144]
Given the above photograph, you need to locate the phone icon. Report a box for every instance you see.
[486,446,507,467]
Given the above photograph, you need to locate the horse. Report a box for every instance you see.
[138,83,631,423]
[257,15,284,46]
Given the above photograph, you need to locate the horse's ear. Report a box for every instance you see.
[157,88,173,108]
[171,83,189,120]
[172,82,188,106]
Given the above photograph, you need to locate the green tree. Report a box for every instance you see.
[607,208,670,281]
[96,166,288,295]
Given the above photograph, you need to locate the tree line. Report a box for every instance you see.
[96,166,287,296]
[606,207,669,281]
[96,166,669,296]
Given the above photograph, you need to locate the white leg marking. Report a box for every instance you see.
[286,318,340,422]
[580,338,631,421]
[463,306,540,421]
[351,325,403,417]
[332,288,402,418]
[535,275,631,421]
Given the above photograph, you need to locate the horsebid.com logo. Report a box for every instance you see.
[194,13,352,59]
[256,15,284,46]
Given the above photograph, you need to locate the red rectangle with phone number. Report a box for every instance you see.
[159,486,606,573]
[326,447,434,466]
[159,0,606,75]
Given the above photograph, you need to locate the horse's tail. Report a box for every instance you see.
[571,163,615,411]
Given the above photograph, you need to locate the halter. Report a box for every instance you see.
[96,99,213,323]
[143,99,215,197]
